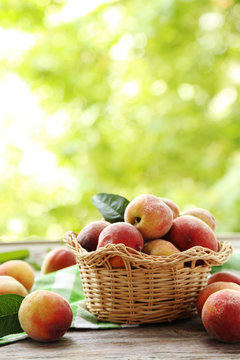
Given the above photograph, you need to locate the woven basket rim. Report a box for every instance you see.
[64,230,233,268]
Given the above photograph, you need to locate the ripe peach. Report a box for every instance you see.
[208,271,240,286]
[142,239,180,256]
[197,281,240,315]
[77,220,110,251]
[0,275,28,297]
[202,289,240,342]
[159,197,180,219]
[181,207,216,231]
[97,222,144,268]
[18,290,73,342]
[41,247,76,275]
[142,239,184,269]
[124,194,173,241]
[167,215,218,251]
[0,260,35,292]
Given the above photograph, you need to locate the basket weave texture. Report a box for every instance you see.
[65,231,233,325]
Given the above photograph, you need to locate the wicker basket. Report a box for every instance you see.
[64,231,233,325]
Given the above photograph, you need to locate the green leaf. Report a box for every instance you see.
[91,193,130,223]
[0,294,24,338]
[0,250,30,264]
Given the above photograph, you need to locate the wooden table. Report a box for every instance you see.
[2,317,240,360]
[1,235,240,359]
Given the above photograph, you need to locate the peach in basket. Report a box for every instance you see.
[64,230,233,325]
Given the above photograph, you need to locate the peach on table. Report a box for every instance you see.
[18,290,73,342]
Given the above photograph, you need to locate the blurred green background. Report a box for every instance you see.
[0,0,239,241]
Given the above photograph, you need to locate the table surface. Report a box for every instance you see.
[1,235,240,360]
[2,317,240,360]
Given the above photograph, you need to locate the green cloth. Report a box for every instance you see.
[0,265,123,346]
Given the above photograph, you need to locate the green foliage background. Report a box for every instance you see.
[0,0,240,240]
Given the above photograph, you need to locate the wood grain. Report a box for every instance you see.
[1,316,240,360]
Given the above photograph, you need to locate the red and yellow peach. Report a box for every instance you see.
[159,197,180,219]
[202,289,240,343]
[18,290,73,342]
[197,281,240,315]
[41,247,76,275]
[167,215,218,251]
[77,220,110,251]
[124,194,173,241]
[97,222,144,268]
[142,239,180,256]
[208,271,240,286]
[0,260,35,292]
[181,208,216,231]
[142,239,184,269]
[0,275,28,297]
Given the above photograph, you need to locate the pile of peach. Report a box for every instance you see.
[77,193,240,343]
[197,271,240,343]
[0,247,76,342]
[77,193,218,268]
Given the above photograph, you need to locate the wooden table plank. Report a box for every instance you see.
[1,316,240,360]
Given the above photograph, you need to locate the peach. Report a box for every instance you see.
[124,194,173,241]
[197,281,240,315]
[181,207,216,231]
[97,222,144,268]
[18,290,73,342]
[142,239,180,256]
[202,289,240,342]
[0,275,28,297]
[142,239,184,269]
[77,220,110,251]
[208,271,240,286]
[41,247,76,275]
[159,197,180,219]
[167,215,218,251]
[0,260,34,292]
